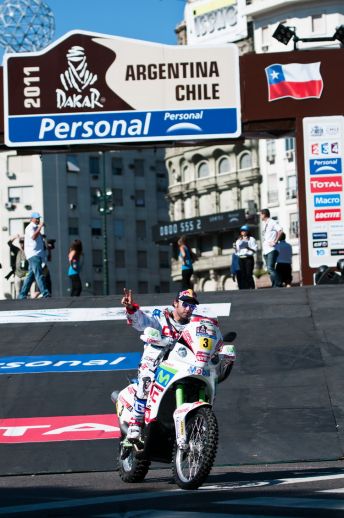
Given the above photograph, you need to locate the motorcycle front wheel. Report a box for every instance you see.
[172,406,218,490]
[118,439,151,483]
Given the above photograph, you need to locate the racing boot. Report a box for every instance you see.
[126,396,145,441]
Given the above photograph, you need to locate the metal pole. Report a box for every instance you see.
[102,151,109,296]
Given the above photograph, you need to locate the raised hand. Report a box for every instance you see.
[121,288,135,310]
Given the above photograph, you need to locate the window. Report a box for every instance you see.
[197,161,209,179]
[156,160,167,177]
[266,140,276,162]
[262,26,269,47]
[138,281,148,293]
[66,154,80,173]
[159,251,170,268]
[290,213,299,238]
[116,281,126,294]
[91,218,102,236]
[239,152,252,170]
[115,250,125,267]
[218,157,230,175]
[112,188,123,207]
[93,281,103,296]
[135,190,145,207]
[92,249,103,267]
[114,219,125,238]
[311,14,325,33]
[267,174,278,204]
[182,164,191,183]
[134,159,144,177]
[8,186,33,205]
[285,138,295,151]
[68,217,79,235]
[137,250,148,268]
[90,156,100,176]
[111,156,123,175]
[160,281,170,293]
[67,186,78,206]
[286,175,297,200]
[90,187,99,205]
[136,220,146,239]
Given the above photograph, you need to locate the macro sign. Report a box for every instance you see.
[3,30,241,147]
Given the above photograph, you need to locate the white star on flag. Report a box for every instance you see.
[270,70,279,80]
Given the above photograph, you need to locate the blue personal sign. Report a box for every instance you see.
[3,31,241,147]
[0,353,141,374]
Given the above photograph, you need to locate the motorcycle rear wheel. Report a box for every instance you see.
[172,406,218,490]
[118,440,151,483]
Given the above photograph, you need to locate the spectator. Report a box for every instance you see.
[235,225,257,289]
[68,239,83,296]
[178,235,196,290]
[275,233,293,288]
[260,208,283,288]
[18,212,50,299]
[6,235,28,298]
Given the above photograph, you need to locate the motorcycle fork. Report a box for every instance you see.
[175,384,206,406]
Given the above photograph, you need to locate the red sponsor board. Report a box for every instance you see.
[310,176,343,193]
[0,414,120,444]
[314,209,341,221]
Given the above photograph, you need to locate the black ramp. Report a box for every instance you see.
[0,287,343,475]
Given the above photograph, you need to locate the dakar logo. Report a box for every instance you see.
[56,46,103,109]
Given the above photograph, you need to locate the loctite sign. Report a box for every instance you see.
[303,116,344,267]
[3,30,241,147]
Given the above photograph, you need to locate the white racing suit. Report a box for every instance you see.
[126,306,186,432]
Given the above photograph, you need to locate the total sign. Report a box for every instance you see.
[3,31,241,147]
[303,116,344,267]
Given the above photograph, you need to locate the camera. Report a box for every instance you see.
[47,239,56,250]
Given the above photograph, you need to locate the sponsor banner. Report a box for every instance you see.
[310,176,342,193]
[0,353,141,374]
[4,31,241,146]
[303,116,344,267]
[309,158,342,175]
[185,0,248,45]
[0,303,231,324]
[0,414,120,443]
[313,194,341,207]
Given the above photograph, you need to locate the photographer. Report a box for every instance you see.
[6,235,29,298]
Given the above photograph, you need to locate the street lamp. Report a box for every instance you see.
[97,151,114,296]
[272,23,344,50]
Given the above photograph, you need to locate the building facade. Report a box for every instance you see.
[0,148,171,299]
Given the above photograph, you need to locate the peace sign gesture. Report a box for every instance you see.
[121,288,136,311]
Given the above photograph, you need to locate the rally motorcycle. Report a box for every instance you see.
[111,311,236,490]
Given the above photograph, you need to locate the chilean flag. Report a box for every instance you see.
[265,62,323,101]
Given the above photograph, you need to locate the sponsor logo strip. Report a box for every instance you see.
[0,353,141,374]
[309,158,342,175]
[314,209,341,221]
[310,176,342,193]
[0,303,231,324]
[0,414,120,443]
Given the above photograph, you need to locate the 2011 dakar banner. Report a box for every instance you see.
[3,30,241,147]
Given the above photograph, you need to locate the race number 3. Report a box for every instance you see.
[199,337,213,350]
[23,67,41,109]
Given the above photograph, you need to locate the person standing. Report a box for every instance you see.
[260,208,283,288]
[18,212,50,299]
[68,239,83,296]
[178,235,195,290]
[235,225,258,289]
[7,235,28,298]
[230,245,243,289]
[275,233,293,287]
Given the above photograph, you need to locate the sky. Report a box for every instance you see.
[0,0,186,61]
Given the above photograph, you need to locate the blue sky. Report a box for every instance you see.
[0,0,186,60]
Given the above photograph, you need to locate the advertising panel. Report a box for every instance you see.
[3,30,241,147]
[303,116,344,267]
[185,0,247,45]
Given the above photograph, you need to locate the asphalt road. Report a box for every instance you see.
[0,460,343,517]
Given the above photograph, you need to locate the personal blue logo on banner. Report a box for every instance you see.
[0,353,141,374]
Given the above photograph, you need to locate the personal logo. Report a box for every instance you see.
[309,158,342,175]
[56,46,104,109]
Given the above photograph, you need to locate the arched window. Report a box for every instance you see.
[197,161,209,178]
[182,164,191,183]
[239,152,252,170]
[218,157,230,174]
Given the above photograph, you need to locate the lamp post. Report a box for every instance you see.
[97,151,113,296]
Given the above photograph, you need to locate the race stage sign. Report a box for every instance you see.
[3,30,241,147]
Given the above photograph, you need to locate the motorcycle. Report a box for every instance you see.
[111,311,236,490]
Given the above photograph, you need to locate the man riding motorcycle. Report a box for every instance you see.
[121,287,199,441]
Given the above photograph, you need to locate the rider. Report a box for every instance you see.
[121,287,199,440]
